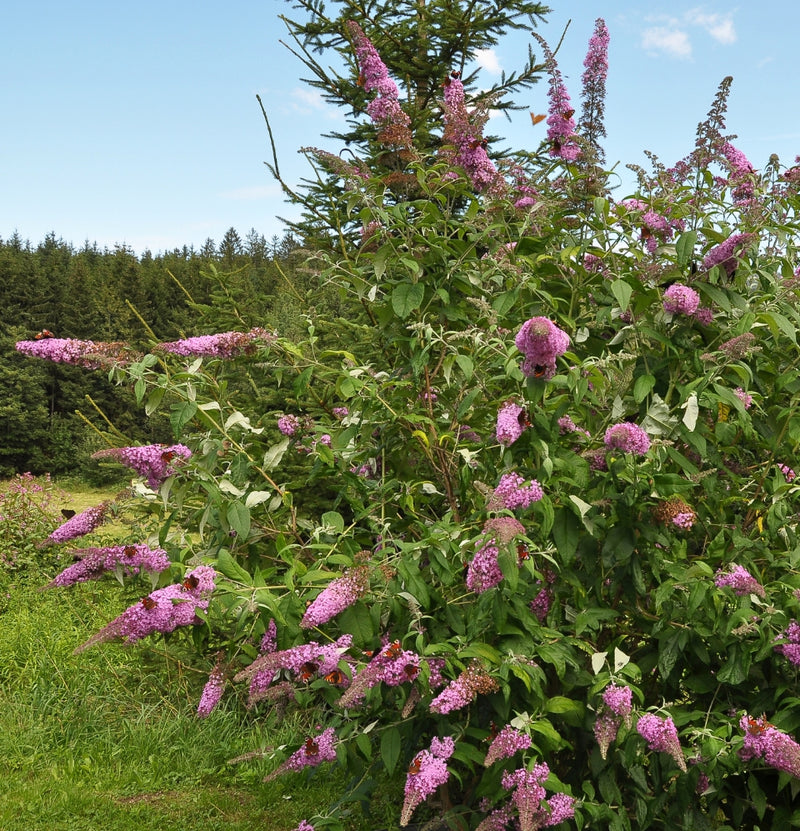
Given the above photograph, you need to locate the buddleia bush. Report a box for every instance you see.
[17,14,800,831]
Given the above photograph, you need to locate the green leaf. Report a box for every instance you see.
[216,548,252,584]
[380,728,401,776]
[633,374,655,403]
[145,386,165,416]
[391,283,424,318]
[675,230,698,266]
[321,510,345,534]
[552,507,580,565]
[227,501,251,539]
[611,279,633,312]
[170,401,197,435]
[337,602,374,645]
[455,354,474,381]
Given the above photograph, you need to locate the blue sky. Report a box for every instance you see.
[2,1,799,254]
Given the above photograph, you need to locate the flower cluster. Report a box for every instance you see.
[663,283,700,316]
[703,233,754,277]
[337,640,421,708]
[491,764,575,831]
[401,736,455,826]
[490,472,543,510]
[720,141,756,202]
[604,422,651,455]
[740,714,800,778]
[264,727,338,782]
[714,564,766,598]
[234,635,354,705]
[594,684,633,759]
[45,501,111,544]
[653,496,696,531]
[197,660,226,718]
[774,620,800,666]
[46,544,170,587]
[301,566,370,628]
[484,725,532,766]
[734,387,753,409]
[636,713,686,771]
[496,401,526,446]
[155,328,273,358]
[346,21,412,148]
[75,565,216,652]
[533,33,581,161]
[603,684,633,721]
[779,463,796,482]
[441,74,503,192]
[430,663,499,714]
[15,337,134,368]
[579,18,610,161]
[92,444,191,489]
[514,317,570,379]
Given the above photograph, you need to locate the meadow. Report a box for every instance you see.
[0,478,395,831]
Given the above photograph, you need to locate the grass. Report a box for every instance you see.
[0,479,397,830]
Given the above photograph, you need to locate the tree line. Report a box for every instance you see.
[0,227,308,477]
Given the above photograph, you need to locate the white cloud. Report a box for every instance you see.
[686,10,737,44]
[474,48,502,75]
[641,26,692,59]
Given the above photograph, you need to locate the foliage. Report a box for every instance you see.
[16,10,800,831]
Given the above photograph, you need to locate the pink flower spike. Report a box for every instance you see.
[401,737,455,826]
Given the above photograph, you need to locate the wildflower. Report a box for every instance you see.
[92,444,191,489]
[430,663,499,714]
[636,713,686,771]
[264,727,338,782]
[45,501,111,544]
[740,714,800,778]
[466,539,502,593]
[293,822,315,831]
[703,233,754,277]
[484,725,532,766]
[490,472,544,510]
[45,544,170,588]
[332,407,349,419]
[346,21,412,148]
[400,736,455,826]
[197,661,226,718]
[579,18,610,162]
[714,565,765,598]
[496,401,526,446]
[16,337,134,368]
[603,684,633,723]
[774,621,800,666]
[693,306,714,325]
[718,332,757,360]
[734,388,753,409]
[441,74,503,192]
[558,415,590,437]
[604,422,650,455]
[515,317,570,379]
[301,566,369,628]
[75,566,216,652]
[779,463,796,482]
[500,764,576,831]
[594,712,621,760]
[663,283,701,316]
[155,328,273,358]
[720,141,756,202]
[653,496,696,530]
[583,253,604,273]
[532,33,581,161]
[530,586,552,622]
[278,414,301,436]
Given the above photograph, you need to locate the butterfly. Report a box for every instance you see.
[517,407,532,427]
[531,365,548,379]
[517,543,530,563]
[530,113,546,125]
[746,716,769,735]
[487,721,500,742]
[408,755,423,774]
[182,574,200,591]
[324,669,345,685]
[298,661,319,682]
[60,508,76,520]
[562,108,575,120]
[141,596,157,610]
[469,138,489,150]
[384,640,402,659]
[35,329,55,339]
[403,663,419,680]
[123,545,138,558]
[161,449,177,463]
[304,738,320,756]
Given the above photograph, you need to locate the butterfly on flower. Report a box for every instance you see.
[324,669,346,685]
[562,108,575,120]
[60,508,76,520]
[403,663,419,680]
[517,407,532,427]
[517,543,530,563]
[182,574,200,591]
[141,595,157,610]
[35,329,55,339]
[299,661,319,682]
[384,640,403,659]
[408,754,423,774]
[123,545,137,558]
[469,138,489,150]
[304,738,319,756]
